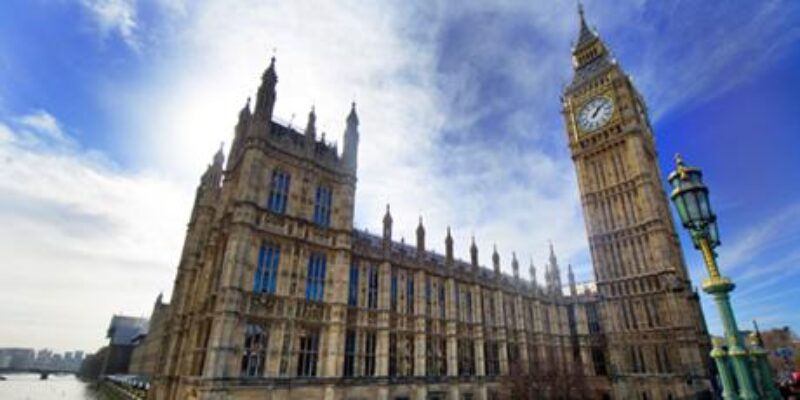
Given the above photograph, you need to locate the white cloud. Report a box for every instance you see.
[80,0,139,50]
[0,113,191,352]
[17,110,68,143]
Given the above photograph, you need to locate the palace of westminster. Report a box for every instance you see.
[146,8,714,400]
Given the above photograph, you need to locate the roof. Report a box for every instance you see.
[106,315,149,346]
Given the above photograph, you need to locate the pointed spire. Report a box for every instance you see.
[575,2,597,48]
[382,204,393,241]
[347,101,359,126]
[213,142,225,167]
[263,56,277,83]
[239,97,252,121]
[416,216,425,255]
[529,258,537,287]
[492,244,500,275]
[512,252,520,279]
[470,235,479,268]
[305,106,317,142]
[445,226,454,263]
[254,56,277,120]
[342,102,360,174]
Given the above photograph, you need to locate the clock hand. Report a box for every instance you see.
[591,104,603,118]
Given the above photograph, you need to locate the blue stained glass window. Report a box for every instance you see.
[305,253,327,302]
[348,263,359,307]
[267,170,291,214]
[313,185,333,227]
[254,243,280,294]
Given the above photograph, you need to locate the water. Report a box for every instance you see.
[0,373,99,400]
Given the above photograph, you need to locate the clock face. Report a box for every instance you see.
[577,96,614,132]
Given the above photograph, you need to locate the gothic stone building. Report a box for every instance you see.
[151,9,712,400]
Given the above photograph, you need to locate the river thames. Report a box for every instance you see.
[0,373,98,399]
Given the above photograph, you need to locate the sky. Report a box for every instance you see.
[0,0,798,353]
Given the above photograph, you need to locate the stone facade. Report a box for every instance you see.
[150,10,711,400]
[130,294,171,377]
[560,8,712,400]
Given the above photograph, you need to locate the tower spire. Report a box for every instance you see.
[445,226,454,263]
[575,2,597,48]
[470,235,479,268]
[416,216,425,255]
[254,56,277,120]
[342,102,360,174]
[382,204,393,242]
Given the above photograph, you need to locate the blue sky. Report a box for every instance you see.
[0,0,798,352]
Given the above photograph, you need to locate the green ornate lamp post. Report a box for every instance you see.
[667,154,769,400]
[747,330,783,399]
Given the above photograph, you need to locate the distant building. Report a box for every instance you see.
[101,315,149,375]
[130,294,171,377]
[0,348,35,370]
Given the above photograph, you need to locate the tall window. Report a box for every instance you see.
[267,170,291,214]
[406,276,414,314]
[388,333,397,377]
[438,284,446,319]
[343,330,356,377]
[348,263,359,307]
[458,339,475,376]
[390,269,398,311]
[485,341,499,377]
[241,323,268,377]
[254,243,280,294]
[305,253,327,302]
[367,264,379,309]
[364,331,377,376]
[297,330,320,377]
[425,277,432,317]
[465,291,473,323]
[313,185,333,227]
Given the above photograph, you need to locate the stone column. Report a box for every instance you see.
[414,270,426,377]
[377,260,392,377]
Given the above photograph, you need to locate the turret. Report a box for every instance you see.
[254,57,277,121]
[228,98,251,168]
[382,204,393,242]
[512,252,520,280]
[416,217,425,257]
[529,259,537,292]
[305,106,317,149]
[470,236,479,270]
[342,102,359,174]
[445,227,454,264]
[492,245,500,276]
[199,144,224,193]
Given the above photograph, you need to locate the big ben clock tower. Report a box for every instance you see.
[563,6,712,399]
